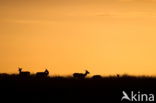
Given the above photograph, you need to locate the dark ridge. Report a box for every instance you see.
[0,74,156,103]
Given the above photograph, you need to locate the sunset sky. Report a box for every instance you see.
[1,0,156,76]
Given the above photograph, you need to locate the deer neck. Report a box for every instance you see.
[45,71,49,74]
[84,72,88,76]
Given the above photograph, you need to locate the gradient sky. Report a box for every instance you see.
[0,0,156,76]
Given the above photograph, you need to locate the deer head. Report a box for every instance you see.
[45,69,49,75]
[85,70,90,75]
[18,67,22,72]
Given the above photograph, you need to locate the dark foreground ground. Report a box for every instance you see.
[0,74,156,103]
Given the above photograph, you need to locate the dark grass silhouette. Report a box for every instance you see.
[0,74,156,103]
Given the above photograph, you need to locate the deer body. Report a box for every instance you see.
[36,69,49,77]
[92,75,102,79]
[18,68,30,76]
[73,70,89,78]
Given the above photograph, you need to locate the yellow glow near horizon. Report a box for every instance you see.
[0,0,156,76]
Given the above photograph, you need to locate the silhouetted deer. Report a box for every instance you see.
[92,75,102,79]
[18,68,30,77]
[73,70,90,79]
[36,69,49,77]
[117,74,120,78]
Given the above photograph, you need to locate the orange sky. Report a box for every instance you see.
[0,0,156,76]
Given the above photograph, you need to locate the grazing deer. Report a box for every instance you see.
[36,69,49,77]
[73,70,90,79]
[92,75,102,79]
[18,68,30,76]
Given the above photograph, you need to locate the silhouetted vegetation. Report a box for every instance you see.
[0,73,156,103]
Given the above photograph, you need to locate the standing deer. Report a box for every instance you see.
[73,70,90,79]
[18,68,30,76]
[36,69,49,77]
